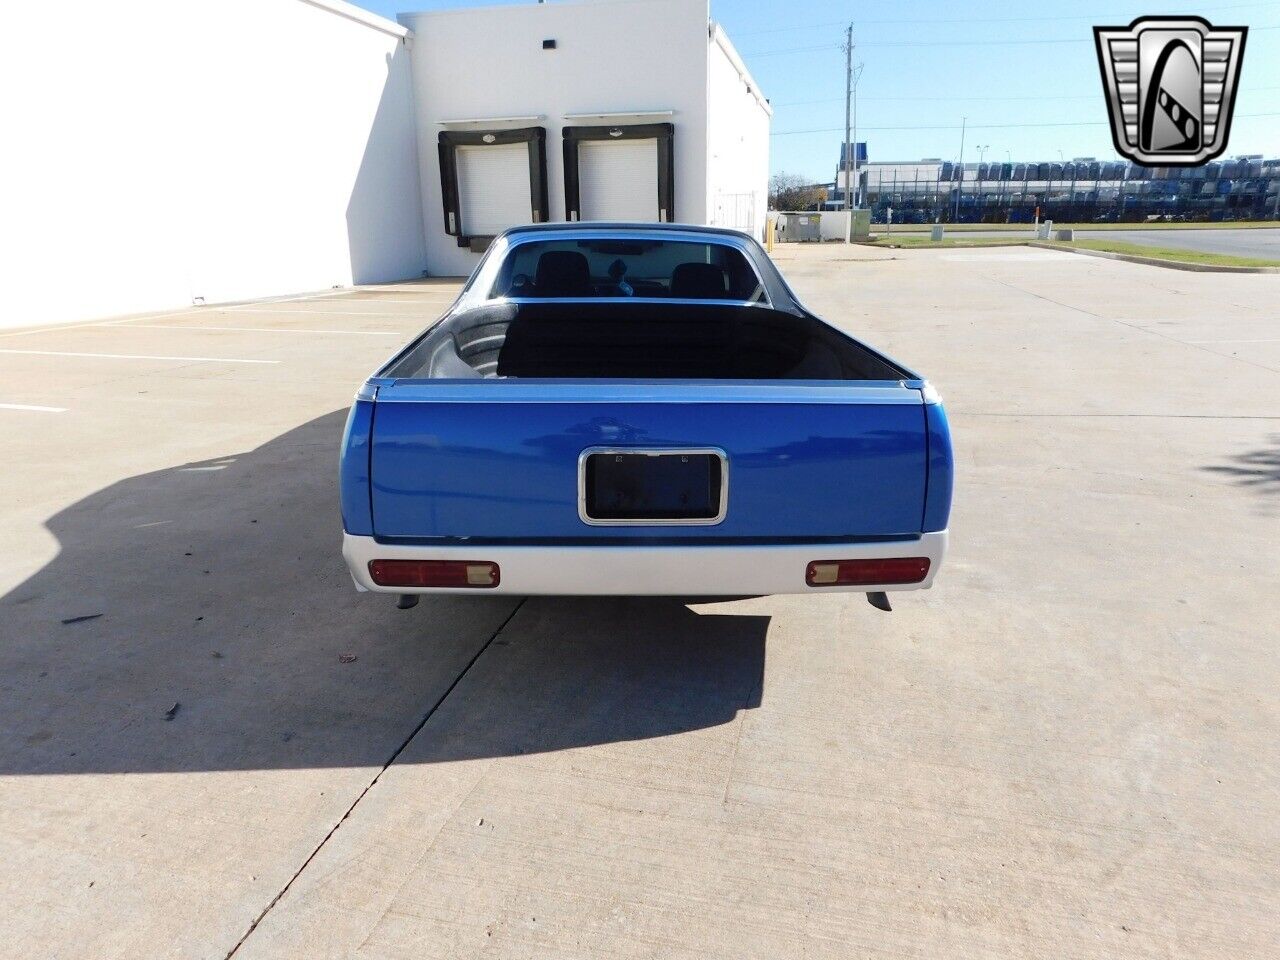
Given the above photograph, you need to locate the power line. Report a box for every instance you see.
[744,43,841,58]
[743,37,1087,58]
[770,111,1280,137]
[777,94,1096,106]
[730,1,1274,37]
[854,37,1088,47]
[774,84,1280,107]
[775,120,1111,135]
[739,22,1277,57]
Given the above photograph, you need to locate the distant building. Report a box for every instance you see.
[823,152,1280,223]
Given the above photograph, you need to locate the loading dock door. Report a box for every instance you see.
[438,128,547,247]
[563,123,674,224]
[456,143,534,237]
[577,139,660,221]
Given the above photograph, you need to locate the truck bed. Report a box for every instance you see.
[381,302,909,382]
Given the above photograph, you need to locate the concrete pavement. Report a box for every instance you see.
[887,226,1280,260]
[2,250,1278,958]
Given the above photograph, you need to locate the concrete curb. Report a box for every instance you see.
[1030,241,1280,273]
[857,239,1034,250]
[887,222,1280,234]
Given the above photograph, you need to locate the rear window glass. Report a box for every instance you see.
[488,239,766,302]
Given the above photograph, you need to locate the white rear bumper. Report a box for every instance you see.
[342,531,947,596]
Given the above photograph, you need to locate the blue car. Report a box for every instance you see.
[340,223,952,608]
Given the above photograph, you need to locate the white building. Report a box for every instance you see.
[1,0,768,329]
[399,0,770,276]
[3,0,426,329]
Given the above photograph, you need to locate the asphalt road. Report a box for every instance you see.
[901,226,1280,259]
[1076,227,1280,259]
[3,247,1279,958]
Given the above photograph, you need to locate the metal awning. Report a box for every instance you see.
[562,110,675,121]
[437,115,546,127]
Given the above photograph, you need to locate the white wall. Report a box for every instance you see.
[706,26,771,241]
[0,0,425,328]
[401,0,712,278]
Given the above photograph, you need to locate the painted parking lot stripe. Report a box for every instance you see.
[111,324,402,336]
[330,298,457,304]
[0,402,66,413]
[1,312,197,337]
[0,349,280,364]
[940,251,1081,262]
[225,307,427,317]
[96,312,207,327]
[1187,338,1280,344]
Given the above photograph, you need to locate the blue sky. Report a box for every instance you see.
[353,0,1280,182]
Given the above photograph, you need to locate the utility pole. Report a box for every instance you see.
[975,145,989,222]
[843,23,853,214]
[851,61,863,207]
[953,116,967,222]
[1118,158,1128,220]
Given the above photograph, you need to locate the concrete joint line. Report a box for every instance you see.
[222,599,527,960]
[721,673,764,807]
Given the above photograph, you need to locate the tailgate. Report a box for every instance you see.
[368,381,927,541]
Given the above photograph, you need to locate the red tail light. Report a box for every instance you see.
[369,559,500,589]
[806,557,930,587]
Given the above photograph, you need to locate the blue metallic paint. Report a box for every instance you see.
[367,387,930,541]
[922,400,954,533]
[339,398,375,536]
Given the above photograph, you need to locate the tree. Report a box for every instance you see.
[769,173,828,211]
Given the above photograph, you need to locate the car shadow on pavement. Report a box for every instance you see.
[0,410,767,777]
[403,594,766,766]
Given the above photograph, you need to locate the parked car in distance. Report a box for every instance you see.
[340,223,952,608]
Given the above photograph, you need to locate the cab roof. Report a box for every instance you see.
[502,222,755,240]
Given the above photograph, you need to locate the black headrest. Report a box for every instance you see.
[534,251,591,296]
[671,262,728,299]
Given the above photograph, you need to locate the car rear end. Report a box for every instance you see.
[339,224,952,598]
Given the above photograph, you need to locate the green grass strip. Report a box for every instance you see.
[888,220,1278,233]
[1051,238,1280,268]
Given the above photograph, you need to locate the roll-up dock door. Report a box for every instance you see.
[439,127,548,248]
[564,123,674,223]
[456,144,533,236]
[578,139,659,221]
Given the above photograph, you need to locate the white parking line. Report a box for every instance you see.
[1182,343,1280,350]
[225,306,426,317]
[0,402,66,413]
[110,324,401,336]
[97,311,208,327]
[941,252,1081,262]
[0,311,194,337]
[0,349,279,364]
